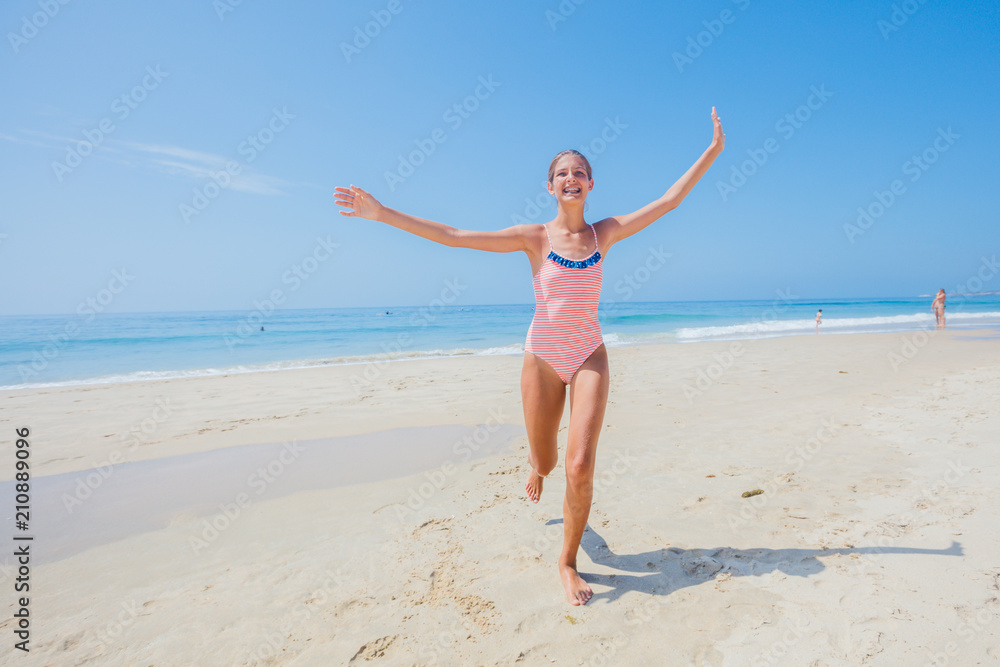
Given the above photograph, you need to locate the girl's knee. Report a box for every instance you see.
[535,455,557,477]
[565,458,595,488]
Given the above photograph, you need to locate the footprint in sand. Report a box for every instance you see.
[61,631,86,651]
[349,635,398,662]
[412,517,452,537]
[683,556,723,579]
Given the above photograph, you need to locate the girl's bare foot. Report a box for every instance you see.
[559,562,593,605]
[525,468,544,503]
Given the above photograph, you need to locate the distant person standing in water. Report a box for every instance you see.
[932,289,946,328]
[815,309,822,331]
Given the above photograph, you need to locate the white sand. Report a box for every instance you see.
[2,329,999,665]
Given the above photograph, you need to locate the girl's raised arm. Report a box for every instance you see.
[601,107,725,250]
[334,185,529,254]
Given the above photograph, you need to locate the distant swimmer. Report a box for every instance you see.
[932,289,946,328]
[815,309,822,332]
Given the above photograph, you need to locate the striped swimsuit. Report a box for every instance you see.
[525,222,604,384]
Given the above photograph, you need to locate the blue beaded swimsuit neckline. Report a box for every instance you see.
[544,223,602,269]
[546,249,601,269]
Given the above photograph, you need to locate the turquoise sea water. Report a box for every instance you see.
[2,296,999,389]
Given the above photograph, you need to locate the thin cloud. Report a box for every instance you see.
[116,139,295,195]
[1,129,106,151]
[3,129,295,195]
[117,141,231,168]
[0,132,52,149]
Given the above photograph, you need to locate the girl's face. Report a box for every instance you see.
[547,156,593,203]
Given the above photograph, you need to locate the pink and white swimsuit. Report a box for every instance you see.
[525,223,604,384]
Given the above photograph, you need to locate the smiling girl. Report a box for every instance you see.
[334,107,725,605]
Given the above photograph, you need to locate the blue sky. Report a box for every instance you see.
[2,0,998,315]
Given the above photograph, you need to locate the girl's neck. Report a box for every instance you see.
[552,204,588,233]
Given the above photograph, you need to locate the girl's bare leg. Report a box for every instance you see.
[521,352,566,503]
[560,344,609,605]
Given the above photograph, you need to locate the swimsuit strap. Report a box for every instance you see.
[543,223,600,256]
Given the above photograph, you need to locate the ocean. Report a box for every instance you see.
[3,296,999,390]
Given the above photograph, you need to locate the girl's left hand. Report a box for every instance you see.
[711,107,725,152]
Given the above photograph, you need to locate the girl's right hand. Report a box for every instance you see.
[334,185,383,221]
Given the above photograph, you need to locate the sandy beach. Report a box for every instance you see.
[3,329,1000,665]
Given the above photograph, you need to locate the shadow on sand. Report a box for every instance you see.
[547,521,963,604]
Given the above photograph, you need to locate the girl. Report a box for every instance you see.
[334,108,725,605]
